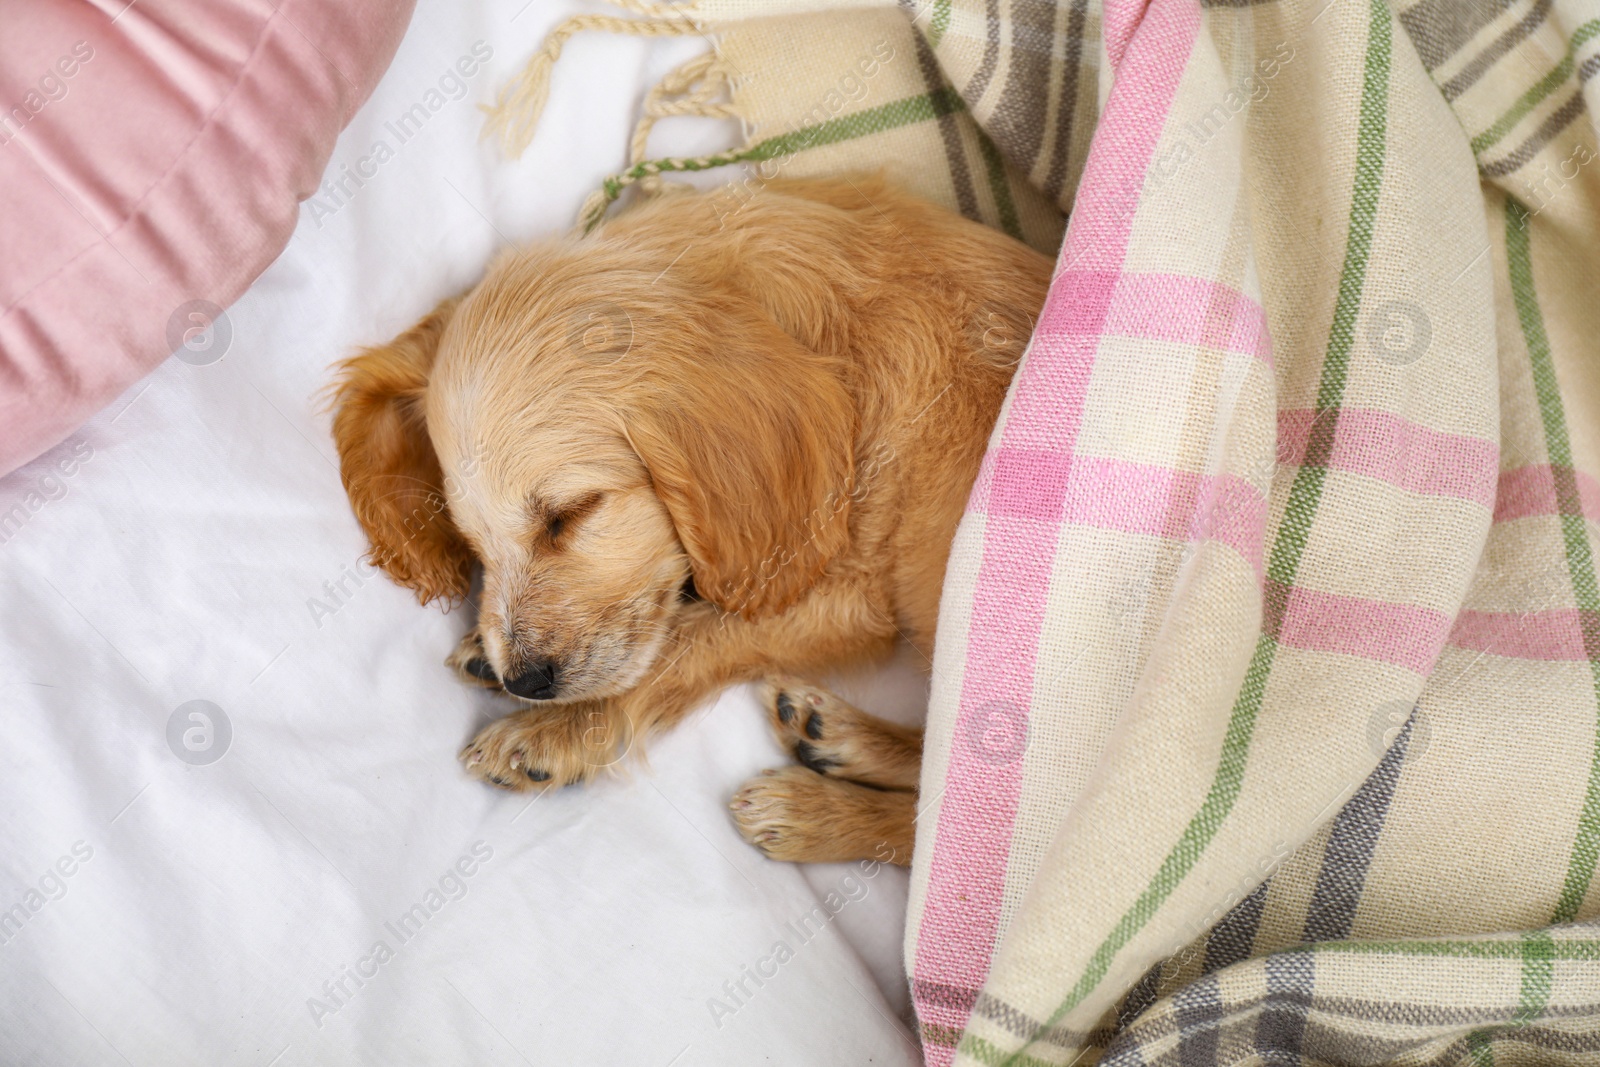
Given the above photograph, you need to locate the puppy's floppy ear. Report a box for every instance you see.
[625,307,855,620]
[330,298,472,605]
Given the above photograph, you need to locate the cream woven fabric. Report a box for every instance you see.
[903,0,1600,1064]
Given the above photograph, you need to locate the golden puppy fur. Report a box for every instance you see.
[331,176,1050,865]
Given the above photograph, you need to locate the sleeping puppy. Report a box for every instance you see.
[331,175,1051,865]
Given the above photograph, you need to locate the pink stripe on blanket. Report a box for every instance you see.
[911,0,1203,1056]
[1277,408,1498,507]
[1266,579,1453,675]
[972,450,1267,577]
[1000,272,1269,451]
[998,289,1110,453]
[1056,271,1275,363]
[1058,17,1196,276]
[1104,0,1153,73]
[1494,464,1600,524]
[1449,609,1600,661]
[1002,280,1269,455]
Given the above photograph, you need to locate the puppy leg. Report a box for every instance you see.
[460,699,628,791]
[462,585,898,794]
[447,630,501,690]
[611,585,899,739]
[761,677,923,791]
[730,767,915,865]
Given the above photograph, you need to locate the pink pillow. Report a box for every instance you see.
[0,0,416,474]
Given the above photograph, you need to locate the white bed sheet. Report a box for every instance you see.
[0,2,927,1063]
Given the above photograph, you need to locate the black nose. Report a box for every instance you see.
[503,660,559,700]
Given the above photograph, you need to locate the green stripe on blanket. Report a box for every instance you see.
[1506,195,1600,928]
[739,86,968,164]
[1293,933,1600,960]
[599,87,969,199]
[1470,20,1600,155]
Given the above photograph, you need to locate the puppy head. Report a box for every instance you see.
[333,234,855,703]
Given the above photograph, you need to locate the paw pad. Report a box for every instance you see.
[795,740,840,774]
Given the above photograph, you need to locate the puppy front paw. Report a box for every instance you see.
[459,702,627,792]
[447,631,501,690]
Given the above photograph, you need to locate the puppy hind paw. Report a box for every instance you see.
[763,677,839,769]
[759,677,921,789]
[730,768,836,862]
[730,767,912,865]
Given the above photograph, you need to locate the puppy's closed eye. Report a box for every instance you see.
[535,492,604,547]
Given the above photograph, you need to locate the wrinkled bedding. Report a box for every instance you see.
[0,2,923,1063]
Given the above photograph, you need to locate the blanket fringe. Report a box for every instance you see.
[483,0,759,233]
[480,7,702,159]
[630,50,740,196]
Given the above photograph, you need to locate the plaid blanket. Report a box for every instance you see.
[490,0,1600,1062]
[904,0,1600,1063]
